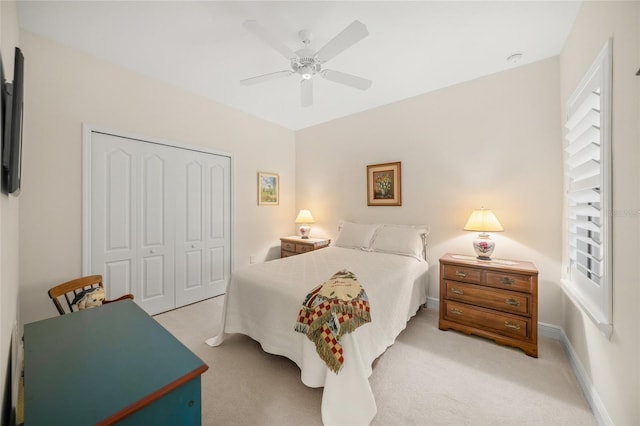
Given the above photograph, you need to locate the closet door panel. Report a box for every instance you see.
[206,160,230,296]
[185,161,204,243]
[106,149,133,252]
[209,164,225,239]
[185,251,203,288]
[175,151,230,307]
[90,134,137,300]
[209,247,224,283]
[104,260,132,300]
[175,156,206,307]
[137,149,175,314]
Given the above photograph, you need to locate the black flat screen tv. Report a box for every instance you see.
[2,47,24,195]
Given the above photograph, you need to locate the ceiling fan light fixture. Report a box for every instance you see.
[299,65,314,79]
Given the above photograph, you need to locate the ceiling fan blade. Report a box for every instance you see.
[301,79,313,107]
[240,70,293,86]
[315,20,368,63]
[321,70,372,90]
[243,20,297,60]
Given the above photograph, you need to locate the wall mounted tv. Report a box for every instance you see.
[2,47,24,195]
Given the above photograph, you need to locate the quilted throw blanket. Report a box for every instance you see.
[295,269,371,373]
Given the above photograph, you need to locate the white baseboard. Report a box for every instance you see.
[426,296,439,310]
[430,302,611,425]
[555,326,613,426]
[538,321,563,340]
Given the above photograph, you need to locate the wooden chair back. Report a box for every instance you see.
[48,275,133,315]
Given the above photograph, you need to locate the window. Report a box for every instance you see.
[562,39,612,337]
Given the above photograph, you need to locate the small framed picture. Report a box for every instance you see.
[367,162,401,206]
[258,172,279,205]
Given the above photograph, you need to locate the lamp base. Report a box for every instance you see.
[472,233,495,260]
[299,225,311,239]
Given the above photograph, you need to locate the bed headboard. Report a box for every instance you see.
[420,228,429,261]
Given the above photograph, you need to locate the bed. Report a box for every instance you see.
[206,222,429,425]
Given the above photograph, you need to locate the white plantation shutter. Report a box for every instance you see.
[562,40,612,337]
[566,87,603,284]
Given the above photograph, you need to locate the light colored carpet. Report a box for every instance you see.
[154,297,596,426]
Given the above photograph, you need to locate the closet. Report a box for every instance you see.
[83,129,231,315]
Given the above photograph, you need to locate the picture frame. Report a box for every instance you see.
[367,162,402,206]
[258,172,279,205]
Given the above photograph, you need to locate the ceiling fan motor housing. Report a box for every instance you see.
[291,48,321,79]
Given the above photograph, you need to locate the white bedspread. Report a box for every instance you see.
[206,246,428,425]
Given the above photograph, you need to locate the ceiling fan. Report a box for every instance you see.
[240,20,372,107]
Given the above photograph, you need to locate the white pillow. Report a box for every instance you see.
[370,225,429,260]
[333,222,380,249]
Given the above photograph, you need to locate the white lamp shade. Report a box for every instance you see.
[464,208,504,260]
[295,209,315,224]
[463,209,504,232]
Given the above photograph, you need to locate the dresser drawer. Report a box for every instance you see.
[282,242,296,252]
[443,301,530,339]
[296,244,313,254]
[280,237,330,259]
[442,264,482,284]
[485,271,532,293]
[444,281,530,316]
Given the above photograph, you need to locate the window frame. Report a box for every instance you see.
[561,39,613,338]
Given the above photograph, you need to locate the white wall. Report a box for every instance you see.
[18,31,296,326]
[296,57,564,326]
[0,1,21,423]
[559,2,639,424]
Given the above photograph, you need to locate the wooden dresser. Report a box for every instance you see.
[438,253,539,357]
[280,236,330,258]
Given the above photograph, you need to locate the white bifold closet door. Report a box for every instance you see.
[86,131,231,315]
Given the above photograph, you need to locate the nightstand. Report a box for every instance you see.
[280,236,330,258]
[438,253,539,357]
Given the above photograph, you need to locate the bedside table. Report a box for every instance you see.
[280,236,330,258]
[438,253,539,357]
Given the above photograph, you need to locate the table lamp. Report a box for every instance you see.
[295,209,315,239]
[463,208,504,260]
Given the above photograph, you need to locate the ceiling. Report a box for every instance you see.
[17,1,582,130]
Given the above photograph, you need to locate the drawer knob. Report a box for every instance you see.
[504,321,521,330]
[505,298,521,307]
[451,287,464,295]
[455,271,467,278]
[450,308,463,316]
[501,277,515,285]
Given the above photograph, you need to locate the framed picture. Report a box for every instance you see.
[258,172,279,205]
[367,162,402,206]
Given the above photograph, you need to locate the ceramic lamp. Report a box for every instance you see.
[295,209,315,239]
[463,208,504,260]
